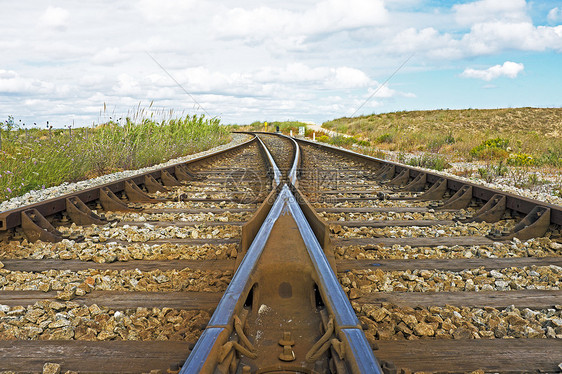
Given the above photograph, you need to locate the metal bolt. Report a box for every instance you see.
[279,345,295,362]
[278,331,294,346]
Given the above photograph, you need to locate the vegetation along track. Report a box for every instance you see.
[0,132,560,373]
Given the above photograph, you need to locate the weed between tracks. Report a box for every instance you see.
[0,115,229,202]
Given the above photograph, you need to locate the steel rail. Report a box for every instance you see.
[182,132,382,372]
[258,132,381,372]
[255,136,282,186]
[180,187,290,373]
[295,137,562,227]
[279,133,300,186]
[241,131,299,185]
[283,132,382,372]
[285,186,383,373]
[0,135,259,230]
[180,134,286,373]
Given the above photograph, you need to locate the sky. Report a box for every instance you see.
[0,0,561,128]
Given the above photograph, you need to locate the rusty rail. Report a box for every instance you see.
[183,133,382,373]
[255,136,282,187]
[5,130,560,371]
[181,185,292,373]
[284,186,382,373]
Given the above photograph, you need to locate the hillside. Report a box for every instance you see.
[322,108,562,165]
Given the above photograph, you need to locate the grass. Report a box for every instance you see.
[319,108,562,195]
[406,154,451,171]
[322,107,562,167]
[231,120,310,135]
[0,114,229,203]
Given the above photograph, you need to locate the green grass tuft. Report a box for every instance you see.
[0,115,229,202]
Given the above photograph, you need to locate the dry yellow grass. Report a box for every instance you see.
[323,107,562,165]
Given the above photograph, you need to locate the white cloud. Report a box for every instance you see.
[137,0,196,22]
[112,74,142,96]
[39,6,70,31]
[0,69,50,94]
[388,27,461,57]
[462,22,562,54]
[461,61,524,81]
[548,7,562,24]
[453,0,529,26]
[213,0,388,42]
[253,63,372,89]
[1,1,561,127]
[386,20,562,58]
[329,67,372,89]
[92,48,128,66]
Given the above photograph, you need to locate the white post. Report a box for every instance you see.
[313,132,315,141]
[290,130,293,137]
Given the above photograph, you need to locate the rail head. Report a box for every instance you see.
[246,132,300,186]
[207,186,287,327]
[255,136,282,186]
[280,134,300,186]
[285,186,359,328]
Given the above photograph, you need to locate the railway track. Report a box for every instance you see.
[0,132,561,373]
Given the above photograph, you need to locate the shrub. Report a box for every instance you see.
[444,132,455,144]
[367,149,386,159]
[538,148,562,167]
[477,167,493,183]
[316,135,330,143]
[469,137,509,160]
[507,152,535,166]
[355,139,371,147]
[375,133,394,143]
[329,135,354,147]
[476,160,509,183]
[426,132,455,152]
[407,154,451,171]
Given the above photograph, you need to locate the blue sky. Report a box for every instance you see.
[0,0,561,127]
